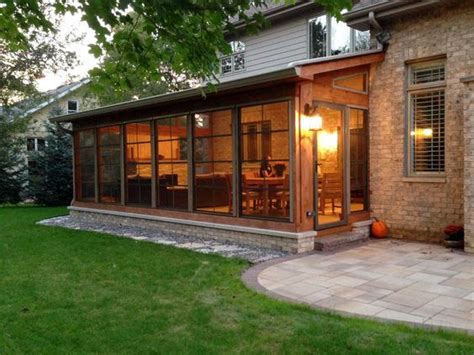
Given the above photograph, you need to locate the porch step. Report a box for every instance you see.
[314,230,369,251]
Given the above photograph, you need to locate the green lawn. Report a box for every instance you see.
[0,206,473,354]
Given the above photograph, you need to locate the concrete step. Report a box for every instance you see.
[314,230,369,251]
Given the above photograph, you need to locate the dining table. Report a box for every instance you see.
[245,176,286,215]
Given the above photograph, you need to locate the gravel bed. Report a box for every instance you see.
[38,215,287,263]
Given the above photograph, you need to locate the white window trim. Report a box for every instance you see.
[309,14,378,59]
[68,99,79,114]
[27,137,46,152]
[220,50,246,76]
[405,59,446,178]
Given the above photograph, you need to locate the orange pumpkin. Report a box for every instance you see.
[371,219,389,238]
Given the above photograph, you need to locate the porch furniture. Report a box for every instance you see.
[319,172,343,215]
[195,173,230,208]
[273,174,290,216]
[245,176,286,215]
[241,174,262,213]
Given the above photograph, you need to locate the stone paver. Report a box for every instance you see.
[251,240,474,333]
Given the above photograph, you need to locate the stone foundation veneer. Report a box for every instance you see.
[68,207,316,254]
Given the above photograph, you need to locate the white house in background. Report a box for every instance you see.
[21,78,97,174]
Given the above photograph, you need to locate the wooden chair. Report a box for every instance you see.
[273,174,290,216]
[241,174,261,213]
[319,172,343,215]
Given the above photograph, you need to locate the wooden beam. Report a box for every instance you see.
[298,52,385,80]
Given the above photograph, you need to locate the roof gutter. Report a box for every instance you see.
[344,0,441,31]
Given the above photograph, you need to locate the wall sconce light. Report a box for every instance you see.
[302,103,323,132]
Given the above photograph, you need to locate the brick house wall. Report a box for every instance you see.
[369,1,474,243]
[462,77,474,253]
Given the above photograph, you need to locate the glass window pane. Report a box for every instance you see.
[74,129,96,202]
[263,101,289,131]
[193,110,232,215]
[157,115,189,210]
[157,163,188,210]
[98,125,121,204]
[354,30,371,52]
[349,109,368,212]
[239,102,290,220]
[410,90,445,173]
[195,163,232,214]
[78,129,95,147]
[333,73,368,93]
[330,17,351,55]
[126,122,151,206]
[317,106,344,225]
[310,15,327,58]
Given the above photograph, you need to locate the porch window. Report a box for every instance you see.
[156,116,188,210]
[309,15,372,59]
[74,129,96,201]
[193,110,233,214]
[240,101,290,220]
[125,122,152,206]
[407,60,446,175]
[98,125,121,203]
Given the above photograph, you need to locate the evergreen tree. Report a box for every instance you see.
[28,118,73,206]
[0,112,27,204]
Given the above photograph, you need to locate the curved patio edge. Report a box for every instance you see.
[242,241,474,335]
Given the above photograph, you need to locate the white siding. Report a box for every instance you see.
[219,14,312,82]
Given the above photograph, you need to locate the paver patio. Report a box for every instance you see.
[246,240,474,333]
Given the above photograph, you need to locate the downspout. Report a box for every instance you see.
[368,11,391,46]
[368,11,383,32]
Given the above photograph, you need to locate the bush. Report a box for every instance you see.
[28,123,73,206]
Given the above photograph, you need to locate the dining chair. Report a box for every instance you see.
[319,172,343,215]
[241,174,261,213]
[273,174,290,216]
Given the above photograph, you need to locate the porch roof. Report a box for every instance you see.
[52,67,301,123]
[52,50,385,124]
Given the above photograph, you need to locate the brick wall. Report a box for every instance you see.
[463,78,474,253]
[369,1,474,244]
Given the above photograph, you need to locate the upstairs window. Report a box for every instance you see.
[220,41,245,75]
[309,15,372,59]
[27,137,46,152]
[406,59,446,176]
[68,100,79,114]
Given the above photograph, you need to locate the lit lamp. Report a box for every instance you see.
[302,103,323,131]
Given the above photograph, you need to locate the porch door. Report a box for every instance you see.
[314,103,348,229]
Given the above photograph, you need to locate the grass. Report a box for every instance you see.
[0,206,473,354]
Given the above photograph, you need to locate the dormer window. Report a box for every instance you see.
[220,41,245,75]
[309,15,372,59]
[68,100,79,114]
